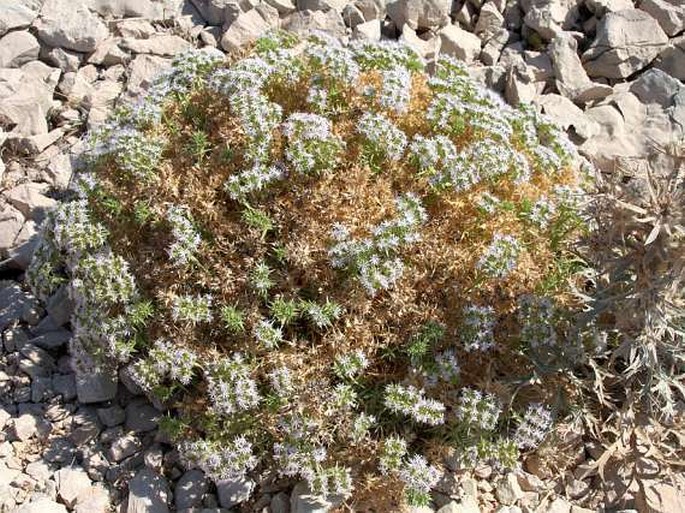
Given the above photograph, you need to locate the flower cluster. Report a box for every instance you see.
[329,193,427,295]
[384,384,446,426]
[334,350,369,380]
[476,192,502,215]
[379,435,408,475]
[180,435,258,481]
[461,305,497,352]
[225,163,285,201]
[171,294,213,325]
[350,413,376,442]
[166,205,201,266]
[526,196,557,229]
[409,134,458,173]
[377,68,412,113]
[514,403,553,449]
[454,388,501,431]
[99,127,166,181]
[282,113,344,175]
[205,353,260,416]
[130,339,198,393]
[398,454,442,507]
[254,318,283,349]
[268,366,294,396]
[357,112,407,163]
[477,234,521,279]
[350,40,423,72]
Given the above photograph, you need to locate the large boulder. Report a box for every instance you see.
[35,0,109,52]
[639,0,685,37]
[220,6,277,53]
[386,0,451,31]
[86,0,186,20]
[439,24,482,63]
[0,30,40,68]
[582,9,669,79]
[522,0,582,41]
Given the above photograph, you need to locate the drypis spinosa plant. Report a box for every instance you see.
[36,33,592,509]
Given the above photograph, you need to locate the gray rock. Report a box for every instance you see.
[271,491,290,513]
[126,54,171,98]
[281,9,347,37]
[6,183,57,220]
[523,0,579,41]
[189,0,238,26]
[480,27,509,65]
[220,7,277,53]
[629,68,683,108]
[0,2,38,36]
[585,0,633,16]
[582,9,669,79]
[0,31,40,68]
[290,481,335,513]
[496,472,524,506]
[30,329,72,350]
[52,373,76,400]
[76,371,118,404]
[342,3,365,27]
[25,461,52,482]
[353,19,381,40]
[266,0,297,15]
[355,0,386,20]
[97,405,126,427]
[126,399,161,432]
[35,0,109,52]
[217,476,255,508]
[386,0,451,30]
[86,0,187,20]
[108,434,143,462]
[127,467,170,513]
[55,467,92,508]
[43,47,84,72]
[115,19,157,39]
[0,61,60,137]
[16,498,68,513]
[46,285,74,326]
[297,0,348,12]
[31,375,54,402]
[74,485,110,513]
[437,501,481,513]
[11,413,51,441]
[656,36,685,82]
[0,284,32,330]
[175,469,209,509]
[121,35,192,56]
[45,438,77,464]
[639,0,684,37]
[19,343,57,377]
[475,2,505,42]
[0,205,25,258]
[439,24,482,63]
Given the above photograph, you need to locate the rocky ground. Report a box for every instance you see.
[1,0,684,512]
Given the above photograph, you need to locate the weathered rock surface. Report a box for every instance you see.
[0,31,40,68]
[35,0,109,52]
[582,9,669,79]
[639,0,685,37]
[440,24,483,63]
[386,0,451,31]
[220,7,277,52]
[126,467,170,513]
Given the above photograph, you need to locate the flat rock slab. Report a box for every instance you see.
[55,467,92,508]
[35,0,109,52]
[127,467,170,513]
[76,371,118,404]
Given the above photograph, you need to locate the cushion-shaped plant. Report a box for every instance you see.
[28,32,591,508]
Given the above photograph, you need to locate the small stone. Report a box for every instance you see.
[144,444,164,471]
[125,399,161,432]
[11,413,51,442]
[439,24,482,63]
[175,469,209,509]
[25,461,51,482]
[127,467,170,513]
[516,471,546,492]
[121,35,192,56]
[55,467,92,508]
[45,438,76,464]
[544,498,571,513]
[20,343,57,377]
[220,7,276,53]
[31,376,53,403]
[0,284,32,331]
[217,476,256,508]
[353,19,382,40]
[290,481,336,513]
[97,405,126,427]
[496,473,524,506]
[5,183,56,221]
[76,371,118,404]
[437,497,480,513]
[108,434,143,462]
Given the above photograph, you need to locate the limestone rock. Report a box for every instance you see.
[297,0,349,12]
[353,19,382,40]
[636,480,685,513]
[74,485,110,513]
[537,94,600,140]
[0,2,38,36]
[127,467,170,513]
[6,183,56,220]
[35,0,109,52]
[125,398,161,432]
[0,31,40,68]
[88,38,130,67]
[475,2,505,42]
[355,0,386,20]
[523,0,580,41]
[175,469,209,509]
[108,434,143,462]
[400,24,440,60]
[16,498,68,513]
[189,0,240,25]
[440,24,482,63]
[386,0,451,31]
[437,497,480,513]
[116,19,157,39]
[0,284,31,330]
[126,54,171,98]
[86,0,186,20]
[55,467,92,508]
[629,68,683,107]
[585,0,633,16]
[76,371,118,404]
[281,9,346,37]
[217,476,256,508]
[639,0,685,37]
[0,205,25,258]
[656,36,685,81]
[582,9,668,79]
[290,481,336,513]
[121,35,192,56]
[220,7,275,53]
[0,61,61,136]
[496,473,524,505]
[265,0,297,15]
